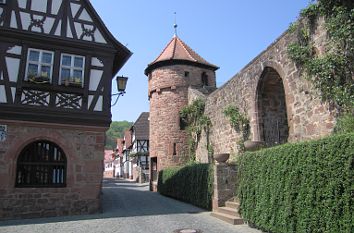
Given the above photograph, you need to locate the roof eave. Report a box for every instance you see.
[144,59,219,75]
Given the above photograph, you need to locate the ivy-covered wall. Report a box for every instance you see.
[238,133,353,233]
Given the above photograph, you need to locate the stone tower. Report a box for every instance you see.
[145,35,218,187]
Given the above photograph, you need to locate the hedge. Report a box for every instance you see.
[238,133,354,233]
[158,163,213,210]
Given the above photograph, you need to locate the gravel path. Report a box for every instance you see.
[0,178,262,233]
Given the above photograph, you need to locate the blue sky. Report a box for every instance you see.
[90,0,310,122]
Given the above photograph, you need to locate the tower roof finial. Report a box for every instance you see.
[174,12,178,37]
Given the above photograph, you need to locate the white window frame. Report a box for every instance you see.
[59,53,85,87]
[25,48,54,83]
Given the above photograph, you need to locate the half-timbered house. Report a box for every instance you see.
[122,129,132,179]
[130,112,149,183]
[0,0,131,219]
[114,138,124,177]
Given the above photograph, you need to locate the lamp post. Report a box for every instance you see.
[111,76,128,106]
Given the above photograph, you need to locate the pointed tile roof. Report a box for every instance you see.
[145,35,218,74]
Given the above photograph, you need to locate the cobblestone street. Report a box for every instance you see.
[0,178,262,233]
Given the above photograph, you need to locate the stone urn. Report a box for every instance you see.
[244,140,265,151]
[214,153,230,163]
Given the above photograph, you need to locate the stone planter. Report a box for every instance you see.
[214,153,230,163]
[244,140,265,151]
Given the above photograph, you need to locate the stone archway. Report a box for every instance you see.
[256,67,289,146]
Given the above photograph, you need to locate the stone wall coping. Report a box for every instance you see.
[211,28,291,97]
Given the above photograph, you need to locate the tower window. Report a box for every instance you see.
[180,117,187,130]
[184,71,190,77]
[173,143,177,155]
[202,72,209,86]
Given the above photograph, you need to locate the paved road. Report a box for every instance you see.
[0,178,262,233]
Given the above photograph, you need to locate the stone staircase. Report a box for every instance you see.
[211,198,244,225]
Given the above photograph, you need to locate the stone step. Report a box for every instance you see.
[216,206,241,217]
[210,212,244,225]
[225,201,240,209]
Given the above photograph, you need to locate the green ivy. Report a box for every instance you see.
[223,105,250,141]
[158,163,214,210]
[287,0,354,112]
[238,133,354,233]
[180,98,211,161]
[334,113,354,133]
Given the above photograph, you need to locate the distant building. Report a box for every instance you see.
[130,112,150,183]
[122,129,133,179]
[115,113,150,182]
[114,138,124,177]
[0,0,131,219]
[103,150,115,178]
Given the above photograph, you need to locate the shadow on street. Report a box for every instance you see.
[0,178,205,227]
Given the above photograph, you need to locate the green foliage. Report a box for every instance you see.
[105,121,133,149]
[288,22,299,33]
[334,114,354,133]
[287,43,312,65]
[287,0,354,112]
[223,105,250,140]
[238,133,354,233]
[180,99,211,161]
[300,3,319,21]
[158,163,214,210]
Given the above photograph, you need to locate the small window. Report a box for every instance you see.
[180,117,187,130]
[184,71,189,77]
[173,143,177,155]
[26,49,54,83]
[201,72,209,86]
[15,140,67,188]
[60,54,85,87]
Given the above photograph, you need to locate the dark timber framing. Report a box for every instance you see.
[0,0,132,127]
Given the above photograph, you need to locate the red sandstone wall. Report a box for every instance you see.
[192,17,336,162]
[0,120,105,219]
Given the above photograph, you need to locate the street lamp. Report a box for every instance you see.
[111,76,128,106]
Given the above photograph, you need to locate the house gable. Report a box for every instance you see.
[0,0,119,47]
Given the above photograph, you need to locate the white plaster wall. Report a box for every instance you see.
[5,57,20,82]
[31,0,47,13]
[89,69,103,91]
[0,85,6,103]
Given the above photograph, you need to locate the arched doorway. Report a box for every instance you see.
[257,67,289,146]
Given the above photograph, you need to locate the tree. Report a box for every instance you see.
[105,121,133,149]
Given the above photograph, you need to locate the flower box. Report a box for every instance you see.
[63,78,83,87]
[28,74,50,84]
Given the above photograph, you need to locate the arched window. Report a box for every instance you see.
[15,140,67,188]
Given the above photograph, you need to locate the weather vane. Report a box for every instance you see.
[174,12,178,36]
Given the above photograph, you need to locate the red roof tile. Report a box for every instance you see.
[124,129,132,149]
[104,150,114,162]
[145,35,218,74]
[116,138,124,156]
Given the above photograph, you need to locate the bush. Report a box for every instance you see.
[238,133,354,233]
[334,114,354,134]
[158,163,213,210]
